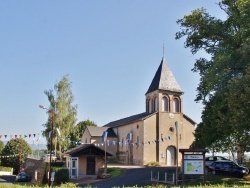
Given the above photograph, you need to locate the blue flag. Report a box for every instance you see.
[102,131,108,142]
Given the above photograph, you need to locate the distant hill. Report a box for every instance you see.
[2,141,47,150]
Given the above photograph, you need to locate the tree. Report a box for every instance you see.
[1,138,32,174]
[176,0,250,156]
[69,120,97,148]
[0,140,4,154]
[43,75,77,159]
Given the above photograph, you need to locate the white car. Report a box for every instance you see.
[43,154,57,162]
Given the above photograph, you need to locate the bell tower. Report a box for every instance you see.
[145,57,183,114]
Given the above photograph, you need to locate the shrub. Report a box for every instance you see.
[53,167,69,185]
[0,166,12,172]
[146,161,160,167]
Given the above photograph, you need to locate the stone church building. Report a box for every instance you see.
[81,57,196,166]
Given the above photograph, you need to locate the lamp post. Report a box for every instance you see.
[39,105,55,187]
[175,121,178,185]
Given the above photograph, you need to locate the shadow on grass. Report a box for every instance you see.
[178,173,250,187]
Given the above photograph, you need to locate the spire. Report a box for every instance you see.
[146,57,182,94]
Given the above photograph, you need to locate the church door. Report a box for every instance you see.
[86,156,96,175]
[166,146,176,166]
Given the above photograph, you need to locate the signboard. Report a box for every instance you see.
[183,160,204,174]
[183,154,204,174]
[184,155,203,160]
[51,172,55,182]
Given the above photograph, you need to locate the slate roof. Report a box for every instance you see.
[87,126,117,137]
[103,112,196,128]
[103,112,155,128]
[64,144,112,156]
[146,57,182,94]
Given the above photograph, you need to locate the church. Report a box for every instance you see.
[81,57,196,166]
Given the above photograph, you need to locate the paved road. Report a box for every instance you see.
[79,167,177,188]
[0,175,16,185]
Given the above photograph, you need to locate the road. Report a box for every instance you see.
[0,175,16,185]
[79,166,177,188]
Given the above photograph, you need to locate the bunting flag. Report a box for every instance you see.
[101,131,108,142]
[0,131,45,142]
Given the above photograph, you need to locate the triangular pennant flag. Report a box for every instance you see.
[4,135,7,138]
[24,135,27,138]
[29,134,31,138]
[33,134,36,138]
[0,135,2,139]
[168,136,171,140]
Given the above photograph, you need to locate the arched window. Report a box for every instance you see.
[162,97,169,112]
[146,99,150,113]
[173,97,180,112]
[148,99,152,113]
[154,97,158,112]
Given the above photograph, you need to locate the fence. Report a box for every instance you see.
[150,171,175,184]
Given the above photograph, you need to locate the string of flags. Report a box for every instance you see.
[70,131,173,147]
[0,130,173,149]
[0,154,19,159]
[0,133,42,139]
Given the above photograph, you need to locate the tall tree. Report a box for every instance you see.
[1,138,32,174]
[176,0,250,156]
[43,75,77,159]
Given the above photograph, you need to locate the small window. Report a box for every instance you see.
[162,97,169,112]
[169,127,174,132]
[154,96,158,112]
[173,97,180,112]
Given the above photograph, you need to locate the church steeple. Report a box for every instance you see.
[146,57,182,94]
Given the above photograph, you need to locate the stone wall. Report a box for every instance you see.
[24,158,46,185]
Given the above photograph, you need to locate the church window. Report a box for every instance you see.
[162,96,169,112]
[146,99,149,113]
[154,96,158,112]
[173,97,180,112]
[149,99,152,113]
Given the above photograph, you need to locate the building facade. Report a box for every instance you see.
[82,57,196,166]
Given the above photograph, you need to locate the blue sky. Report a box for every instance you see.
[0,1,224,144]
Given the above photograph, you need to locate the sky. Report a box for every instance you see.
[0,0,225,144]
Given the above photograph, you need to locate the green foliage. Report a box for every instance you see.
[145,161,160,167]
[1,138,32,174]
[0,166,12,171]
[53,167,69,185]
[107,167,123,177]
[0,140,4,154]
[176,0,250,153]
[43,75,77,157]
[69,120,97,148]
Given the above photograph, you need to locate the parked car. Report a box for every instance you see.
[16,172,31,182]
[208,160,249,178]
[205,156,228,167]
[43,154,57,162]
